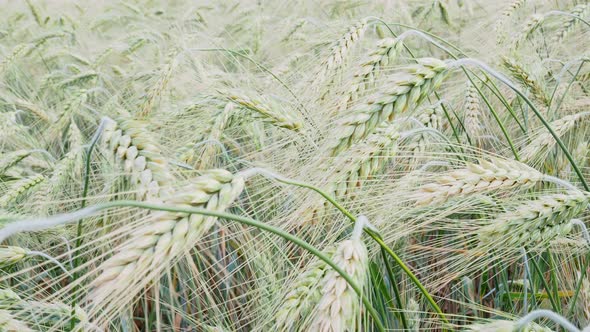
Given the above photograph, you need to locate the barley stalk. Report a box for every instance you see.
[308,236,368,331]
[555,140,588,176]
[466,319,551,331]
[328,57,448,156]
[479,191,589,247]
[313,19,369,88]
[414,158,543,206]
[464,82,484,146]
[336,37,405,112]
[520,112,590,162]
[554,4,590,42]
[0,174,45,208]
[574,271,590,326]
[102,116,174,201]
[89,169,244,308]
[502,57,549,106]
[223,92,302,131]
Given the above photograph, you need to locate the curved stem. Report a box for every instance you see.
[521,248,530,315]
[71,117,107,328]
[543,175,579,191]
[451,58,589,190]
[0,201,385,332]
[465,75,520,159]
[516,309,580,332]
[236,168,450,325]
[381,248,408,330]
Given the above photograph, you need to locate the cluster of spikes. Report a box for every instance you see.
[0,0,590,331]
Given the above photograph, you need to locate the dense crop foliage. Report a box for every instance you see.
[1,0,590,330]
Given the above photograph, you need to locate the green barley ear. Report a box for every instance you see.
[406,299,421,331]
[463,82,484,147]
[406,104,445,160]
[479,191,589,248]
[554,4,590,42]
[0,150,33,177]
[273,251,332,331]
[89,170,245,318]
[514,14,544,47]
[222,91,303,131]
[302,123,400,225]
[0,174,45,208]
[326,123,400,200]
[494,0,527,44]
[180,102,234,169]
[436,0,451,25]
[520,112,590,162]
[0,246,27,266]
[139,49,179,117]
[307,216,371,331]
[413,158,543,206]
[502,57,549,106]
[336,37,405,113]
[574,271,590,326]
[102,116,174,200]
[0,288,21,303]
[313,18,369,89]
[2,298,88,331]
[12,98,54,123]
[0,44,31,75]
[328,58,448,157]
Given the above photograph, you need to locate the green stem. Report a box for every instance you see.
[70,118,106,329]
[380,22,527,150]
[547,250,563,314]
[567,256,590,317]
[549,60,586,118]
[381,248,409,330]
[51,200,387,332]
[434,92,465,147]
[530,254,560,313]
[270,176,450,325]
[467,74,520,160]
[457,59,589,190]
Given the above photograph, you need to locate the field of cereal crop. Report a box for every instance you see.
[1,0,590,330]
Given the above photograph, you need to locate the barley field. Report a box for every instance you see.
[0,0,589,331]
